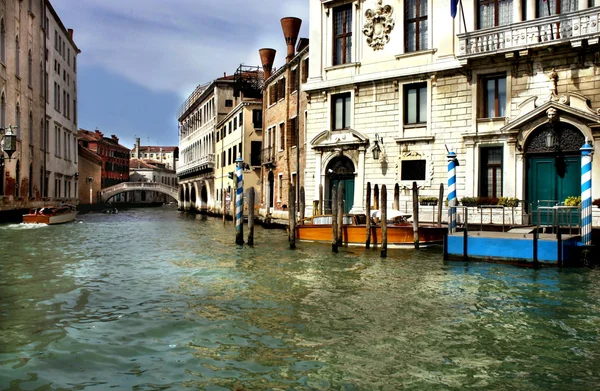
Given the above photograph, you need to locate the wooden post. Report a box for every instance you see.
[533,228,539,265]
[412,181,420,250]
[374,184,380,211]
[300,186,305,221]
[247,188,255,246]
[235,174,244,246]
[366,182,372,249]
[319,184,323,215]
[393,183,399,211]
[437,183,444,227]
[312,200,319,216]
[289,184,296,250]
[337,181,344,246]
[381,184,387,258]
[557,230,563,267]
[331,185,338,253]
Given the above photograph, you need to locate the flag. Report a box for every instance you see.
[451,0,460,18]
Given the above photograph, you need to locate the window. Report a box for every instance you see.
[233,145,237,162]
[0,19,4,63]
[29,112,33,145]
[332,92,351,130]
[15,36,20,76]
[479,147,503,198]
[239,112,243,126]
[225,99,233,107]
[481,75,506,118]
[233,117,237,129]
[404,83,427,125]
[301,58,309,84]
[0,93,5,128]
[478,0,513,29]
[401,159,427,181]
[228,148,232,165]
[15,104,20,139]
[250,141,262,166]
[279,122,285,151]
[290,68,298,92]
[537,0,577,17]
[252,109,262,128]
[290,117,298,147]
[278,173,283,201]
[405,0,428,52]
[269,84,278,105]
[28,50,32,86]
[278,77,286,100]
[333,4,352,65]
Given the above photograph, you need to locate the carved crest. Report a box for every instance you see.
[362,0,395,50]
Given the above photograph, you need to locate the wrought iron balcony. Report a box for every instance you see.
[261,146,275,167]
[458,7,599,60]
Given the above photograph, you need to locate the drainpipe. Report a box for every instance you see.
[42,4,47,199]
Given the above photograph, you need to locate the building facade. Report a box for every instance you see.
[130,137,179,171]
[129,158,178,203]
[78,129,130,189]
[0,0,78,213]
[258,19,310,220]
[77,144,102,205]
[304,0,600,226]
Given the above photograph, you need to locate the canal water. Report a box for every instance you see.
[1,207,599,390]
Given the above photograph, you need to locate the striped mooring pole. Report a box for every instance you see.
[447,151,458,234]
[235,155,244,245]
[580,140,593,246]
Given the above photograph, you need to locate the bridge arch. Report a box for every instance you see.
[99,182,178,203]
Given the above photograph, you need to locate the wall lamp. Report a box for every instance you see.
[0,125,18,169]
[371,133,383,161]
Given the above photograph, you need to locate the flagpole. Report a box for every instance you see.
[459,0,467,34]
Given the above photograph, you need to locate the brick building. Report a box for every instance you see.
[259,17,310,220]
[78,129,130,189]
[304,0,600,227]
[77,144,102,205]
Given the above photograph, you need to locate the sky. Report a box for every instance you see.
[50,0,310,150]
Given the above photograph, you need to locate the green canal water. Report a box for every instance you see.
[1,207,599,390]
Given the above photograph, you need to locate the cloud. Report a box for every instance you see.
[51,0,310,98]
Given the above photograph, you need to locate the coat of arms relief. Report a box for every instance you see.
[362,0,395,50]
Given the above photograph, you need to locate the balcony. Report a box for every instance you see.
[176,154,215,178]
[261,146,275,168]
[458,8,599,60]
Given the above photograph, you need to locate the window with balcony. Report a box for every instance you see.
[332,92,351,130]
[478,0,513,29]
[537,0,577,17]
[405,0,428,52]
[404,83,427,125]
[479,146,503,198]
[333,4,352,65]
[481,74,506,118]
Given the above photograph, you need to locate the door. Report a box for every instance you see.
[268,171,274,212]
[329,177,355,214]
[527,155,580,225]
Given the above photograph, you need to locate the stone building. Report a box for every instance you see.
[0,0,78,212]
[129,158,177,203]
[304,0,600,226]
[130,137,179,171]
[258,18,310,220]
[77,144,101,205]
[78,129,130,189]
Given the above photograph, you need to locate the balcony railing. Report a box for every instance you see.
[176,154,215,176]
[458,7,600,59]
[261,146,275,166]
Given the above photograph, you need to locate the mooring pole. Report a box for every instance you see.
[438,183,444,227]
[300,186,305,221]
[289,184,296,250]
[533,229,539,265]
[366,182,372,249]
[580,140,593,246]
[447,151,458,234]
[394,183,399,211]
[312,200,319,216]
[381,185,387,258]
[412,181,420,250]
[319,183,324,216]
[557,229,563,267]
[235,156,244,245]
[247,187,255,246]
[332,185,338,253]
[374,184,380,211]
[337,182,344,246]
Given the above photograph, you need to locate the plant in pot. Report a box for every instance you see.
[498,197,520,208]
[564,196,581,206]
[593,198,600,208]
[419,196,438,206]
[477,197,499,206]
[461,197,477,207]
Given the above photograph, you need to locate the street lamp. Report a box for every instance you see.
[0,125,18,169]
[371,133,383,161]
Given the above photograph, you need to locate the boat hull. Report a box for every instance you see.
[23,210,78,225]
[297,224,446,247]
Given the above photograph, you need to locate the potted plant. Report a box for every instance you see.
[564,196,581,206]
[498,197,520,208]
[419,196,438,206]
[460,197,477,207]
[593,198,600,208]
[477,197,499,206]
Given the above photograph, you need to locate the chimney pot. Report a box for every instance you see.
[281,17,302,63]
[68,29,74,39]
[259,48,276,81]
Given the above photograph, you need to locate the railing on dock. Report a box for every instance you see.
[536,205,581,235]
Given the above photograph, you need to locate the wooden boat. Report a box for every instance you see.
[23,205,78,225]
[296,213,446,247]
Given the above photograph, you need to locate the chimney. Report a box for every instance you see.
[281,17,302,63]
[111,135,119,143]
[68,29,74,40]
[136,137,141,159]
[259,48,276,81]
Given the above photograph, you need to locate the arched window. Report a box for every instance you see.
[0,93,5,128]
[28,49,32,87]
[40,61,44,95]
[40,118,44,151]
[15,103,21,139]
[15,36,20,77]
[0,19,5,63]
[29,111,33,145]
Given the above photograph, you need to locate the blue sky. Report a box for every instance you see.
[51,0,309,150]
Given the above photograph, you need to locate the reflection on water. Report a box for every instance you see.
[0,208,599,390]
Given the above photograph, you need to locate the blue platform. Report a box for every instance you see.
[447,231,581,264]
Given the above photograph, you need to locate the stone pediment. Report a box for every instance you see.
[310,128,369,151]
[502,92,600,133]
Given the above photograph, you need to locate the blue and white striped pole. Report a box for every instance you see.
[235,155,244,245]
[580,140,593,246]
[447,151,458,234]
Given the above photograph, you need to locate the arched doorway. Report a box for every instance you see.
[179,187,184,203]
[190,186,197,208]
[267,171,274,212]
[200,185,208,210]
[525,121,584,224]
[325,155,355,214]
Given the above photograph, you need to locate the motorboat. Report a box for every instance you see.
[23,205,78,225]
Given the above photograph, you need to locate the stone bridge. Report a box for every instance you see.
[99,182,178,203]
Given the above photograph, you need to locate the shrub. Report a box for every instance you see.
[419,196,439,205]
[460,197,477,206]
[564,196,581,206]
[498,197,520,208]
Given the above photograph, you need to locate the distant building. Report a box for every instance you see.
[130,138,178,171]
[77,144,102,205]
[78,129,130,188]
[129,158,177,203]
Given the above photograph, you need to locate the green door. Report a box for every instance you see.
[330,178,355,214]
[527,156,580,225]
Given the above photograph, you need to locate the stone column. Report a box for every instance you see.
[526,0,536,20]
[578,0,588,11]
[352,147,366,213]
[514,0,523,22]
[314,152,322,215]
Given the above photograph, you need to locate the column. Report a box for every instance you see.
[314,152,322,215]
[578,0,588,11]
[448,151,458,234]
[351,147,366,214]
[526,0,536,20]
[514,0,523,22]
[580,140,593,246]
